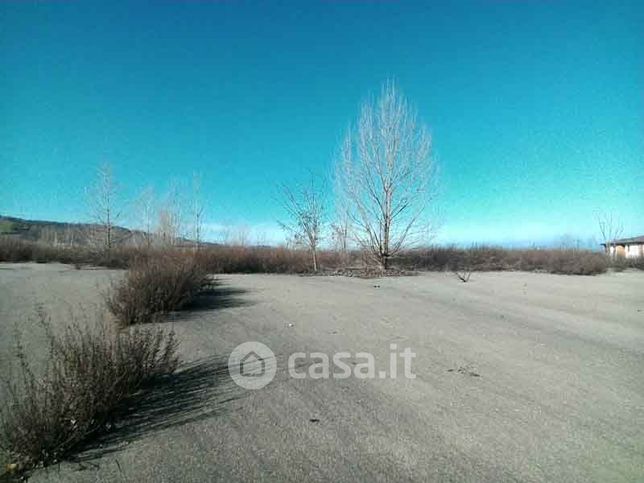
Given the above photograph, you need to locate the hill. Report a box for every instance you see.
[0,215,141,247]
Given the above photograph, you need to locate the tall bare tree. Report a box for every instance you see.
[189,174,205,250]
[331,145,352,261]
[156,183,184,247]
[339,82,436,269]
[134,186,156,249]
[596,210,624,257]
[86,163,122,253]
[278,176,326,272]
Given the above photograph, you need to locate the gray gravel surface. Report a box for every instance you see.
[1,263,643,482]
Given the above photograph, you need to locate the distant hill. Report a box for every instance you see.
[0,215,137,247]
[0,215,218,248]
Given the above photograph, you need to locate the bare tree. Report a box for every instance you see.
[339,81,436,269]
[278,176,326,272]
[86,163,122,253]
[331,216,351,256]
[189,174,205,250]
[596,210,624,258]
[234,225,251,247]
[156,184,184,247]
[331,147,352,262]
[135,186,156,249]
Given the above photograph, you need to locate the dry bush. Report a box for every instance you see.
[0,311,179,471]
[106,252,207,326]
[453,250,473,282]
[627,257,644,270]
[514,249,608,275]
[0,238,70,264]
[610,256,644,272]
[197,246,321,274]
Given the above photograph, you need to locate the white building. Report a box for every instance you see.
[602,236,644,259]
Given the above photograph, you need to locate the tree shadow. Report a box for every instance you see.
[71,355,244,463]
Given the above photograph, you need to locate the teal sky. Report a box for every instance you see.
[1,1,642,246]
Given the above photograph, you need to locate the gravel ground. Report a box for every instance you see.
[1,263,643,482]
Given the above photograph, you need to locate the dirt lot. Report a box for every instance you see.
[1,263,643,482]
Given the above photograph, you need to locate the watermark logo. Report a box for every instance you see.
[228,341,415,389]
[228,341,277,390]
[288,344,415,380]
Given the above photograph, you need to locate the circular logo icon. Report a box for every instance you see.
[228,341,276,390]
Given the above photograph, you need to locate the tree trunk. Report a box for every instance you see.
[312,249,318,272]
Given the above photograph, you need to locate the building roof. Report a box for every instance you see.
[601,235,644,246]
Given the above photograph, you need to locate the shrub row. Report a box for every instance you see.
[0,237,136,268]
[194,246,347,274]
[395,246,612,275]
[3,236,642,276]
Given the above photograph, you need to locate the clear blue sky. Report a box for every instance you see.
[1,1,642,246]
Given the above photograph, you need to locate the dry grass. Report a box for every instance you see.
[106,252,208,326]
[0,310,179,471]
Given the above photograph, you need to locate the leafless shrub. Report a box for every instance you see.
[106,252,207,326]
[625,257,644,270]
[0,310,179,471]
[452,249,473,282]
[608,255,644,272]
[454,269,472,283]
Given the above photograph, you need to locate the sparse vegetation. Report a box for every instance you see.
[0,238,137,268]
[106,252,208,326]
[3,236,641,276]
[196,245,345,274]
[396,246,611,276]
[0,310,179,471]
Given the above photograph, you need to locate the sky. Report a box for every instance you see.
[1,0,642,246]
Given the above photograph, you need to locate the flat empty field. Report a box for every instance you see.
[1,263,643,482]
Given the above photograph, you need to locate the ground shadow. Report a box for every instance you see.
[71,355,244,463]
[184,280,253,312]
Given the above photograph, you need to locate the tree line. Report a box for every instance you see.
[85,82,438,271]
[279,81,437,271]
